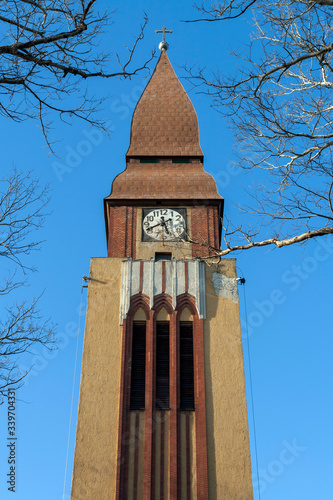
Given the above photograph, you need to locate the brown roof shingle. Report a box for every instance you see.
[126,50,203,157]
[108,161,222,200]
[106,50,222,202]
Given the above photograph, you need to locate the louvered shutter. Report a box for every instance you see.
[156,321,170,409]
[130,321,146,409]
[180,322,195,410]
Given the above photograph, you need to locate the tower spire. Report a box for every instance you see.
[107,51,222,202]
[126,50,203,158]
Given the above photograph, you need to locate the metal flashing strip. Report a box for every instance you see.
[119,260,206,324]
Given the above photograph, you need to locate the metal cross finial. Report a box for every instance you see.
[155,25,173,51]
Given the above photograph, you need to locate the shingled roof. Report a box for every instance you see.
[106,50,222,201]
[126,50,203,157]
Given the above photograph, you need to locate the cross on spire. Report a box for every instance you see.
[155,25,173,51]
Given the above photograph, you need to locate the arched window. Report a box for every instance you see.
[179,321,195,410]
[156,321,170,409]
[130,321,146,409]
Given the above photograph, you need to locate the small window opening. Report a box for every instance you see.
[140,158,158,163]
[155,253,172,261]
[172,158,190,163]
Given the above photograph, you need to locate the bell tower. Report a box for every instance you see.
[71,44,253,500]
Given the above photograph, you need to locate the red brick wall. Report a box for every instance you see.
[107,205,220,259]
[190,206,220,258]
[107,206,137,258]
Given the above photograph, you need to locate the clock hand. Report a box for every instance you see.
[160,217,173,234]
[146,217,173,232]
[165,218,175,234]
[149,222,163,229]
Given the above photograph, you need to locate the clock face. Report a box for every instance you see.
[142,208,186,241]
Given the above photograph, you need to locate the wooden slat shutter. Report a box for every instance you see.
[180,322,195,410]
[156,321,170,409]
[130,321,146,409]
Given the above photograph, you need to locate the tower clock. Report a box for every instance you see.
[142,208,186,241]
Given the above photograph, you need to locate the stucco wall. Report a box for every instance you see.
[71,257,253,499]
[71,258,123,500]
[204,259,253,499]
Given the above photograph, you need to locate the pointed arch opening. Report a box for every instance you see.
[156,321,170,410]
[179,321,195,410]
[176,298,198,412]
[153,294,173,411]
[130,321,146,410]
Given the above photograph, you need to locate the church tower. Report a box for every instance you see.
[71,43,253,500]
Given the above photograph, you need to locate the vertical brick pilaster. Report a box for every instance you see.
[184,261,188,293]
[107,205,114,258]
[139,261,144,293]
[125,206,129,257]
[193,317,209,499]
[190,206,209,258]
[169,312,180,500]
[133,410,140,500]
[162,261,166,294]
[185,412,191,500]
[132,206,137,259]
[107,205,137,258]
[108,206,126,258]
[207,206,214,249]
[208,205,220,251]
[160,410,165,500]
[191,205,220,258]
[143,312,155,500]
[213,205,220,249]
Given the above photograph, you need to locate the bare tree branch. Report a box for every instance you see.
[220,226,333,254]
[182,0,258,22]
[0,168,49,270]
[0,1,154,149]
[184,0,333,252]
[0,2,154,398]
[0,296,56,400]
[0,169,55,401]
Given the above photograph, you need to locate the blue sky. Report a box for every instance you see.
[0,1,332,499]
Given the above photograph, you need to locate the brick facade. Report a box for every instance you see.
[107,206,136,258]
[106,204,221,259]
[117,292,209,500]
[190,205,220,258]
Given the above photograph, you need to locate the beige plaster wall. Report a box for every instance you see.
[71,256,253,499]
[71,258,123,500]
[204,259,253,499]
